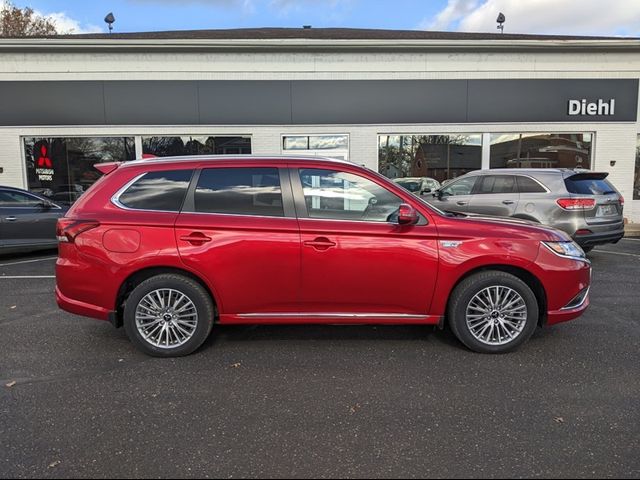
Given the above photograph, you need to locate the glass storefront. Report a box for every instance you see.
[24,137,135,204]
[378,134,482,183]
[490,133,592,169]
[142,136,251,157]
[282,134,349,161]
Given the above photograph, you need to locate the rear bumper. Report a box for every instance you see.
[573,228,624,247]
[55,285,111,322]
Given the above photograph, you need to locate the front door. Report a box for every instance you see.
[292,167,439,317]
[0,189,62,248]
[175,166,301,318]
[428,175,478,214]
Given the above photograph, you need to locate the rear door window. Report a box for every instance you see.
[193,167,284,217]
[474,175,517,194]
[117,170,193,211]
[516,176,547,193]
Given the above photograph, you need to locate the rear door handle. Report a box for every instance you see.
[180,232,212,245]
[502,200,515,205]
[456,201,468,206]
[5,216,17,222]
[303,237,337,251]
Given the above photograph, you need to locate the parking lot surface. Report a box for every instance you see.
[1,240,639,479]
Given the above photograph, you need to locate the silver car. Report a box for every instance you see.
[425,169,624,252]
[393,177,441,196]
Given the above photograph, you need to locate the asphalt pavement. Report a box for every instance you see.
[0,241,639,479]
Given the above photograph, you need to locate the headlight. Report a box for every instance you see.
[542,241,586,260]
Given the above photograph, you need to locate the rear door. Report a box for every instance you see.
[175,166,301,317]
[467,175,519,217]
[564,172,624,229]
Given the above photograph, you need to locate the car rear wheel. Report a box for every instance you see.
[448,271,539,354]
[123,274,215,357]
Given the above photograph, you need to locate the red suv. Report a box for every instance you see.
[56,157,591,356]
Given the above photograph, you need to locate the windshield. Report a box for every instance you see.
[395,180,421,192]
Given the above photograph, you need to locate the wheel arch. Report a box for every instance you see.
[444,264,548,328]
[113,266,219,328]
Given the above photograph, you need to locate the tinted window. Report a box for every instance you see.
[517,176,547,193]
[0,190,43,208]
[441,176,477,196]
[300,169,402,222]
[565,176,617,195]
[476,175,517,194]
[194,168,284,217]
[142,136,251,157]
[118,170,193,211]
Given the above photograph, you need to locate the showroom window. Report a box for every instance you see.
[282,134,349,161]
[142,136,251,157]
[378,134,482,183]
[635,135,640,200]
[23,137,135,202]
[490,133,592,169]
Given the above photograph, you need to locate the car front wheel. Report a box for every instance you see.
[123,274,215,357]
[448,271,539,354]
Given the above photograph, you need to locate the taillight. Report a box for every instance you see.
[556,198,596,210]
[620,195,625,207]
[56,219,100,243]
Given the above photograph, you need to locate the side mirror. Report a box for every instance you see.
[421,188,432,195]
[397,203,419,225]
[39,200,53,210]
[433,189,443,199]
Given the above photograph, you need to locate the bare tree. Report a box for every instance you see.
[0,1,58,37]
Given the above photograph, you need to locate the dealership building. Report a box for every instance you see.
[1,28,640,221]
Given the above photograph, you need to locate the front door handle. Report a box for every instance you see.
[5,216,17,222]
[502,200,515,205]
[303,237,337,251]
[180,232,212,245]
[456,201,468,206]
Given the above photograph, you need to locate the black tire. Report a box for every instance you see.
[123,274,215,357]
[448,271,539,354]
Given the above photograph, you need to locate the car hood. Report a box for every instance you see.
[443,212,572,242]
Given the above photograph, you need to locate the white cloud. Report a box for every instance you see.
[421,0,640,36]
[45,12,102,34]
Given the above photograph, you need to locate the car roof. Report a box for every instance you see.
[469,168,594,175]
[121,154,353,169]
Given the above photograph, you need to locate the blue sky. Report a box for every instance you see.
[6,0,640,36]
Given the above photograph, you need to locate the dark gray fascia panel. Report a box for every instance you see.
[0,81,105,125]
[104,81,199,125]
[468,79,638,122]
[291,80,468,124]
[198,80,292,124]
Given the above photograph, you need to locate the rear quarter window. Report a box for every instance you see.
[516,176,547,193]
[117,170,193,211]
[564,177,616,195]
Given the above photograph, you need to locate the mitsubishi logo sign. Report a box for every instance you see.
[568,98,615,116]
[35,143,54,182]
[37,145,52,168]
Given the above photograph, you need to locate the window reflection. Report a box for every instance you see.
[142,136,251,157]
[194,168,284,217]
[635,136,640,200]
[24,137,135,204]
[283,135,348,151]
[378,134,482,184]
[300,169,402,222]
[490,133,592,169]
[119,170,193,212]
